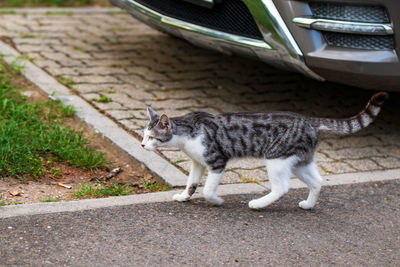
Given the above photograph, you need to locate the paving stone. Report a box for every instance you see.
[325,136,383,149]
[118,119,143,131]
[114,85,155,100]
[117,75,159,90]
[75,83,113,93]
[175,160,191,174]
[315,152,334,162]
[146,99,204,110]
[128,110,150,120]
[377,146,400,158]
[372,156,400,169]
[203,170,241,185]
[109,95,148,110]
[73,66,127,75]
[346,159,383,172]
[152,88,207,100]
[196,97,245,112]
[160,80,214,90]
[105,109,133,120]
[72,75,120,84]
[319,161,357,174]
[125,66,170,81]
[33,59,60,69]
[92,101,123,110]
[160,150,189,167]
[324,147,383,160]
[233,169,267,182]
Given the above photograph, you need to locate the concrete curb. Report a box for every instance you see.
[2,172,400,219]
[0,40,188,187]
[0,183,264,219]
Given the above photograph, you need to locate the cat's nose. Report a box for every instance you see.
[141,144,145,148]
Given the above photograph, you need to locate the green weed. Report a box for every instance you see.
[110,64,123,68]
[74,182,132,198]
[0,197,23,206]
[57,76,75,88]
[142,181,170,192]
[93,95,112,103]
[21,33,39,39]
[40,196,61,202]
[0,10,16,14]
[45,11,73,15]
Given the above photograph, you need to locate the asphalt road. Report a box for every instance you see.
[1,180,400,266]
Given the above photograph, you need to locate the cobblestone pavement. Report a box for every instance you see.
[1,9,399,185]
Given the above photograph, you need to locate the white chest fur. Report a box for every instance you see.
[182,135,206,166]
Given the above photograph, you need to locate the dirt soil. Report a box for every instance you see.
[0,73,167,204]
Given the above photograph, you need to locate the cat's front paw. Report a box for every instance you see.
[205,196,224,206]
[173,192,191,202]
[248,199,265,210]
[298,200,314,210]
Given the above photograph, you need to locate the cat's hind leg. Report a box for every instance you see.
[293,161,322,210]
[173,161,205,202]
[203,170,224,205]
[249,156,297,210]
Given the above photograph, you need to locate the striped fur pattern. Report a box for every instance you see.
[141,92,388,210]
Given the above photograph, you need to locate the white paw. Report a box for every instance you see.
[205,196,224,206]
[173,192,190,202]
[248,199,265,210]
[298,200,314,210]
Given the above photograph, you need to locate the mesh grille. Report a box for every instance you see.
[323,32,394,50]
[309,2,389,23]
[134,0,263,40]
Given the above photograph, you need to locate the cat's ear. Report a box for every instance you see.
[147,107,159,121]
[158,114,171,130]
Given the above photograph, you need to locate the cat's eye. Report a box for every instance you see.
[149,136,155,141]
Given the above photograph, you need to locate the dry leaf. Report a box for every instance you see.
[10,191,21,196]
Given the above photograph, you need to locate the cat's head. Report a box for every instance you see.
[141,107,173,151]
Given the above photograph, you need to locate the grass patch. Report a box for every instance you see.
[40,196,61,202]
[0,61,107,179]
[0,0,110,7]
[45,11,73,15]
[110,63,123,68]
[57,76,75,88]
[74,182,132,198]
[93,95,112,103]
[172,159,185,165]
[142,181,170,192]
[0,10,16,14]
[21,34,39,39]
[0,197,23,206]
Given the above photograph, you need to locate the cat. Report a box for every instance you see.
[141,92,388,210]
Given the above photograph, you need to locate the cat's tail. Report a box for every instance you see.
[314,92,388,135]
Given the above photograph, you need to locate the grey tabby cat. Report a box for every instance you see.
[141,92,388,210]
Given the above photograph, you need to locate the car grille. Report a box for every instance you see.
[324,32,394,50]
[309,2,389,23]
[309,2,394,50]
[133,0,263,40]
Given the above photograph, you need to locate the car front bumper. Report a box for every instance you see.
[110,0,400,90]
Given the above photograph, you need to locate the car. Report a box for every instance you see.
[109,0,400,90]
